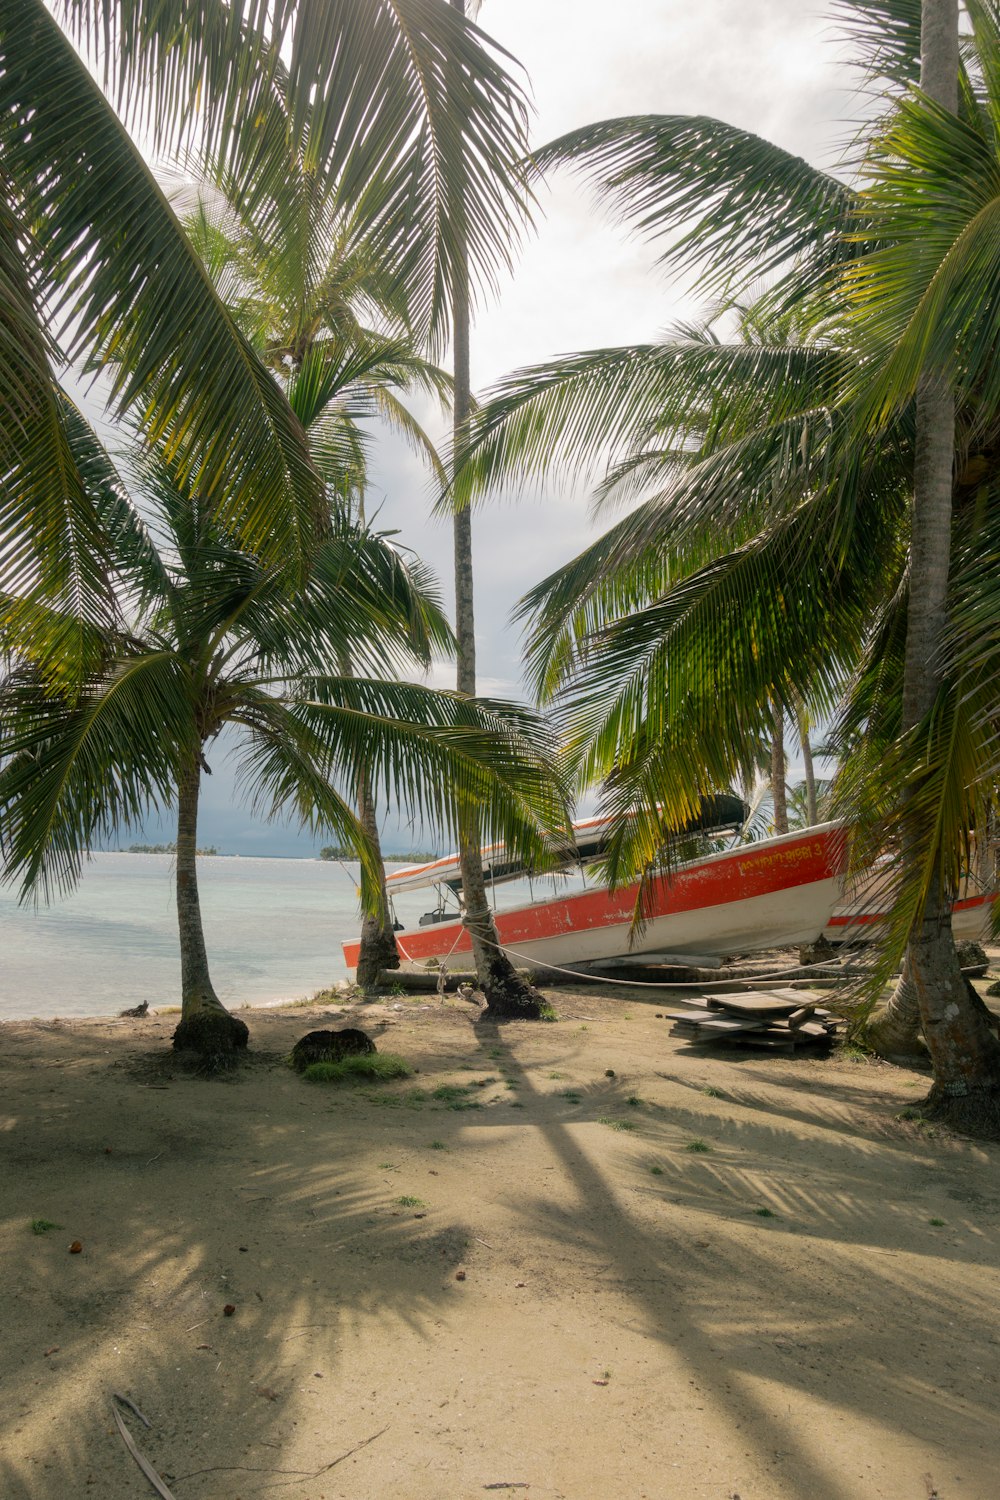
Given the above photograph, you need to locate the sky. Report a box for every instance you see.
[135,0,853,857]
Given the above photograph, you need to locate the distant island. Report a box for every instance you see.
[126,842,220,856]
[318,844,439,863]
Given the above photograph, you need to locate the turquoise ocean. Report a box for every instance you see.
[0,852,439,1022]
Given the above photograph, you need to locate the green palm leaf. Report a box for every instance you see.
[533,115,858,299]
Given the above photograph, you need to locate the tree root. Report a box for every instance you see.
[478,970,552,1022]
[172,1009,250,1071]
[920,1081,1000,1140]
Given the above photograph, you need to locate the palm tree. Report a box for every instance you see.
[448,0,548,1018]
[454,3,1000,1125]
[0,414,566,1061]
[185,174,455,990]
[1,0,530,676]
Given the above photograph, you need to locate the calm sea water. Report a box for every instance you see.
[0,852,438,1022]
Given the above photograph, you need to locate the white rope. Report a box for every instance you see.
[471,933,855,991]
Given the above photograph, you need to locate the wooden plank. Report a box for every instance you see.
[704,992,803,1017]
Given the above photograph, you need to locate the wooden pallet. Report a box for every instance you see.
[663,989,841,1051]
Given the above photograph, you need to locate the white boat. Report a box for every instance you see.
[825,890,996,946]
[342,819,850,975]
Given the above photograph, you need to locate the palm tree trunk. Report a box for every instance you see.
[770,699,788,836]
[881,0,1000,1131]
[450,0,545,1018]
[354,775,401,991]
[795,702,818,826]
[337,648,399,991]
[172,757,248,1060]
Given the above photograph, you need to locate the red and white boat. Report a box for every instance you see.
[825,888,996,946]
[342,819,850,975]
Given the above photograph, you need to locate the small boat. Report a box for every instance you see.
[342,818,850,976]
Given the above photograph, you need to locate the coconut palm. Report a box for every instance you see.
[445,0,549,1018]
[454,2,1000,1126]
[186,172,459,989]
[0,0,530,678]
[0,411,566,1060]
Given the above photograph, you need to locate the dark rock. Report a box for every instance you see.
[291,1028,376,1072]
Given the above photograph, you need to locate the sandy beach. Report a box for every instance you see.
[1,984,998,1500]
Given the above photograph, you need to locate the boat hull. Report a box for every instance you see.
[825,891,996,947]
[342,823,849,974]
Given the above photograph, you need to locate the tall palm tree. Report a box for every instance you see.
[0,414,566,1060]
[448,0,548,1018]
[454,2,1000,1127]
[0,0,530,675]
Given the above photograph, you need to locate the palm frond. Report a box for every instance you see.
[4,0,325,570]
[288,675,571,868]
[0,651,194,899]
[533,114,858,299]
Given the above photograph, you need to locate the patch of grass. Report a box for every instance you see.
[599,1117,636,1132]
[538,1001,558,1022]
[487,1047,506,1059]
[429,1140,447,1150]
[929,1217,946,1227]
[577,1025,589,1031]
[302,1053,413,1084]
[504,1079,519,1091]
[363,1087,429,1109]
[378,1162,396,1170]
[754,1207,778,1218]
[509,1100,525,1108]
[896,1106,927,1123]
[838,1039,870,1063]
[311,985,349,1004]
[431,1084,471,1102]
[446,1098,483,1111]
[561,1089,582,1103]
[389,982,408,997]
[395,1195,424,1208]
[31,1219,61,1235]
[626,1095,641,1107]
[701,1085,723,1098]
[685,1139,711,1153]
[548,1070,567,1080]
[649,1165,664,1176]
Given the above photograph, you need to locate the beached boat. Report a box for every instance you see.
[824,887,996,946]
[342,819,850,975]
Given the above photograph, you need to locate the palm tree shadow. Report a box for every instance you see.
[473,1018,1000,1500]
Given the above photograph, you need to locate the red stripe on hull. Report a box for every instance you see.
[343,825,848,970]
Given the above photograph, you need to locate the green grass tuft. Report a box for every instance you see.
[649,1165,664,1176]
[685,1139,711,1153]
[31,1219,61,1235]
[429,1140,447,1150]
[754,1207,777,1218]
[599,1117,636,1132]
[395,1195,424,1208]
[929,1217,946,1227]
[302,1053,412,1084]
[701,1085,723,1098]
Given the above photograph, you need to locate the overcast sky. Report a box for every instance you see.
[144,0,852,855]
